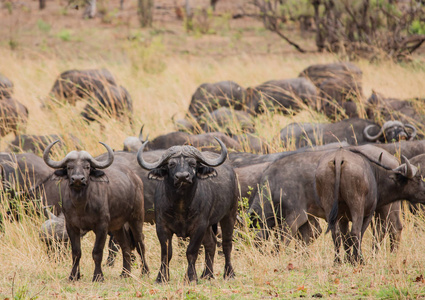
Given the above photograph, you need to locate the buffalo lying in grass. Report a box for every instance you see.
[279,118,416,149]
[188,81,246,118]
[0,98,28,138]
[246,78,318,114]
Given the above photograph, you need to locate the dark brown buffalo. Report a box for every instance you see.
[246,78,318,114]
[318,77,362,118]
[231,133,270,154]
[279,118,416,149]
[145,131,243,152]
[0,73,13,99]
[198,107,255,134]
[43,141,149,281]
[80,85,133,124]
[188,81,246,117]
[298,62,362,88]
[46,69,132,124]
[233,159,322,245]
[316,148,425,263]
[123,125,147,152]
[248,145,404,251]
[47,69,116,106]
[0,153,52,193]
[299,62,363,119]
[0,98,28,138]
[137,138,237,283]
[366,91,425,129]
[7,134,82,154]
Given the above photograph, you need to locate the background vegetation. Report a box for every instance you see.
[1,0,425,298]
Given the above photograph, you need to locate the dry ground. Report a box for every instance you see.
[1,0,425,299]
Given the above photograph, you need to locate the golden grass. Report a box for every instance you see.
[2,3,425,298]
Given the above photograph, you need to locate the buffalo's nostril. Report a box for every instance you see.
[175,172,191,182]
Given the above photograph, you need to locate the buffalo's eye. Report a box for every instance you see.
[168,162,176,168]
[84,166,90,170]
[189,162,196,168]
[67,166,74,170]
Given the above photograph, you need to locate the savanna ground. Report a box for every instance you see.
[1,0,425,298]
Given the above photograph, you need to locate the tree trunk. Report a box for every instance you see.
[312,0,324,52]
[211,0,219,11]
[39,0,46,10]
[138,0,154,27]
[184,0,193,31]
[83,0,96,19]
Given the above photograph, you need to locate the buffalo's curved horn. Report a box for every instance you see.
[394,155,417,178]
[43,140,69,169]
[363,125,384,141]
[402,155,416,178]
[138,125,145,141]
[43,206,58,220]
[192,137,228,167]
[87,142,114,169]
[137,141,171,170]
[405,124,417,141]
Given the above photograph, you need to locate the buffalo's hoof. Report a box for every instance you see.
[223,266,235,279]
[155,273,169,284]
[92,274,105,282]
[69,272,80,281]
[105,258,115,267]
[200,271,214,280]
[120,271,131,278]
[141,265,150,275]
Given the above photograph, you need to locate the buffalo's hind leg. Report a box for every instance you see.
[128,219,149,275]
[111,228,132,278]
[200,226,217,280]
[220,213,236,279]
[106,234,120,267]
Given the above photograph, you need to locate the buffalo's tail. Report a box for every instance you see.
[326,149,343,233]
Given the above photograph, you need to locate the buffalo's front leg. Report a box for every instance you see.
[92,224,108,282]
[67,224,82,281]
[156,223,173,283]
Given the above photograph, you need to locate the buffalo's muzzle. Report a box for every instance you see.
[70,175,87,187]
[174,172,192,186]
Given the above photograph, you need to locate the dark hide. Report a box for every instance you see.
[246,78,318,114]
[199,107,255,134]
[0,73,13,99]
[44,144,149,282]
[7,134,82,154]
[138,145,238,283]
[188,81,247,117]
[279,118,413,149]
[80,85,133,125]
[316,148,425,263]
[146,131,243,152]
[0,98,28,138]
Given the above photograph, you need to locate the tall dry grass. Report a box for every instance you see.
[2,13,425,297]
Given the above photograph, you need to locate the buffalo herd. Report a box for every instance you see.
[2,61,425,283]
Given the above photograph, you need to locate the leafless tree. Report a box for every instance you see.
[138,0,154,27]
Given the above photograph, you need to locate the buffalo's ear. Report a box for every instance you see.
[197,166,217,179]
[51,169,67,181]
[90,169,109,182]
[90,169,105,178]
[148,168,167,181]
